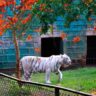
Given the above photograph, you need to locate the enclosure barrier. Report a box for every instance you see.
[0,73,92,96]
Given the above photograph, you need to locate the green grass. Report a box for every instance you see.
[31,67,96,93]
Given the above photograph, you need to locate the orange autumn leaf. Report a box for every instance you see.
[60,32,67,40]
[0,14,3,18]
[0,31,4,36]
[0,0,6,7]
[26,35,32,41]
[7,16,12,20]
[7,16,18,24]
[25,5,32,10]
[4,22,11,29]
[16,5,22,10]
[21,5,32,10]
[12,16,18,23]
[21,19,27,24]
[0,24,6,32]
[21,14,31,24]
[27,0,38,4]
[6,0,16,6]
[21,17,29,24]
[73,36,81,43]
[0,19,4,25]
[34,48,40,53]
[21,0,38,10]
[21,0,38,4]
[2,23,11,29]
[1,8,6,12]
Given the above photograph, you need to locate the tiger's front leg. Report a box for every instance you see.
[45,68,51,84]
[57,69,63,82]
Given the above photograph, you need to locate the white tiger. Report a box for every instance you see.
[20,54,71,84]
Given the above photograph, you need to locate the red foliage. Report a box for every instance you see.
[73,36,81,43]
[0,0,6,7]
[26,35,32,41]
[0,14,3,18]
[0,0,16,7]
[16,5,22,10]
[7,16,18,24]
[0,31,4,36]
[4,22,11,29]
[0,19,4,25]
[34,48,40,53]
[21,14,31,24]
[60,32,67,40]
[21,0,38,10]
[6,0,16,6]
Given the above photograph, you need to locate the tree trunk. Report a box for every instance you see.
[13,31,21,79]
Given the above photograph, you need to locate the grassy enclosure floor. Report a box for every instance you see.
[30,67,96,93]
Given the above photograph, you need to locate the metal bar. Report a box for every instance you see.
[55,88,59,96]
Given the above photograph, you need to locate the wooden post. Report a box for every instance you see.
[55,87,59,96]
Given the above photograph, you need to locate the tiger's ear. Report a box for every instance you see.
[63,54,67,57]
[63,53,66,55]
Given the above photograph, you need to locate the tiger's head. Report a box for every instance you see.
[60,54,72,68]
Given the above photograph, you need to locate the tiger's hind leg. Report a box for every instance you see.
[45,68,51,84]
[23,70,32,81]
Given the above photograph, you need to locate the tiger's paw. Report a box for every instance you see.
[46,81,51,84]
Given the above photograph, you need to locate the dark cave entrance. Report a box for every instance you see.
[41,37,63,57]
